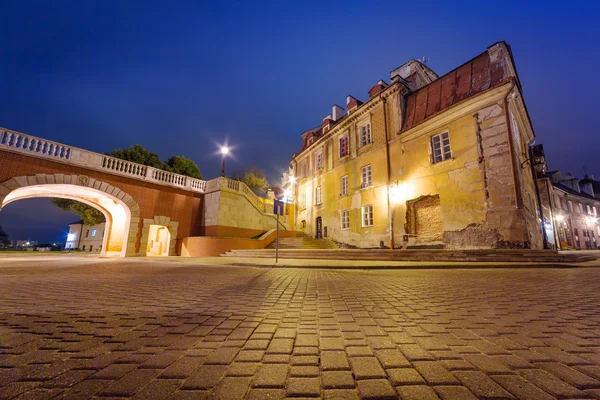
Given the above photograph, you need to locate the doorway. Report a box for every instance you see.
[316,217,322,239]
[146,225,171,256]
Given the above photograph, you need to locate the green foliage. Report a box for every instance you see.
[51,199,106,226]
[233,168,270,196]
[0,224,9,246]
[166,155,203,179]
[109,144,165,169]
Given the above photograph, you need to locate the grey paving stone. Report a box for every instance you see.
[356,379,396,400]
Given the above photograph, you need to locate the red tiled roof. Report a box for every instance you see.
[402,43,514,131]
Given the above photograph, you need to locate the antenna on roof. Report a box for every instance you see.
[421,56,430,64]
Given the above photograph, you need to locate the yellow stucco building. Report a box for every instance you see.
[289,42,544,249]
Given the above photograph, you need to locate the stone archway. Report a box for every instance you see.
[139,216,178,256]
[0,174,140,257]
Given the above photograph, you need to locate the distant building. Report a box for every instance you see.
[66,221,105,252]
[16,240,37,248]
[535,158,600,250]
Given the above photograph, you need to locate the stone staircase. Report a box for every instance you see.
[265,233,339,250]
[221,248,597,263]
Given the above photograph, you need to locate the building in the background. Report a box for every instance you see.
[16,240,37,248]
[66,221,105,252]
[288,41,544,249]
[535,150,600,250]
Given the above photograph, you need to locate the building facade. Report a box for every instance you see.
[289,42,544,249]
[538,169,600,250]
[66,221,105,251]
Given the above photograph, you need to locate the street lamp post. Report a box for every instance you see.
[220,146,229,177]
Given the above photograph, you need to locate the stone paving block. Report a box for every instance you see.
[356,379,396,400]
[291,365,320,377]
[349,356,386,379]
[245,388,286,399]
[251,364,288,388]
[492,374,556,400]
[265,338,294,354]
[322,371,355,389]
[296,334,319,347]
[97,368,161,397]
[212,376,251,400]
[130,378,180,400]
[536,361,600,389]
[462,354,514,375]
[50,379,112,399]
[204,346,240,365]
[158,356,204,379]
[397,385,441,399]
[292,355,319,366]
[323,389,360,399]
[181,365,228,390]
[287,377,321,397]
[387,367,426,386]
[434,385,479,400]
[322,351,350,371]
[91,363,138,380]
[374,349,411,368]
[453,370,515,399]
[413,361,459,385]
[520,368,587,398]
[398,344,436,361]
[235,350,264,362]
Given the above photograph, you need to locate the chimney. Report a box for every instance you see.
[346,95,363,114]
[332,104,345,122]
[322,114,333,132]
[368,80,389,98]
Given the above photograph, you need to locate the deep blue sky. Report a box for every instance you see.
[1,0,599,243]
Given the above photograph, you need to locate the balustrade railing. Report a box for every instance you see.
[0,127,208,193]
[1,130,72,160]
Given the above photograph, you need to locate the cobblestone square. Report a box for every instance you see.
[2,256,600,399]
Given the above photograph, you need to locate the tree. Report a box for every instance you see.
[0,224,9,247]
[51,199,106,225]
[108,144,164,169]
[233,168,270,196]
[166,155,203,179]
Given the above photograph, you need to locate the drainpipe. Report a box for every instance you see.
[380,91,394,249]
[77,223,83,249]
[527,140,549,249]
[544,178,561,250]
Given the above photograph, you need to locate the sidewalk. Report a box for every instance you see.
[165,256,600,269]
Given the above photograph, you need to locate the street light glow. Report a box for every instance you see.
[283,189,291,198]
[555,215,564,222]
[288,176,296,184]
[221,146,229,156]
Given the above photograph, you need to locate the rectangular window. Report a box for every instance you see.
[586,205,592,215]
[579,203,584,214]
[561,198,567,210]
[554,195,561,208]
[315,187,322,205]
[91,229,97,237]
[341,210,350,230]
[301,162,308,178]
[568,200,573,213]
[341,175,348,196]
[362,205,373,227]
[339,135,349,158]
[431,132,452,163]
[85,229,89,238]
[361,165,372,188]
[594,206,598,216]
[300,193,306,210]
[359,123,371,147]
[315,151,323,170]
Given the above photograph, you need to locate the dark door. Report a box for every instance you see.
[316,217,322,238]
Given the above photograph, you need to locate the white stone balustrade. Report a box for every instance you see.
[0,127,207,193]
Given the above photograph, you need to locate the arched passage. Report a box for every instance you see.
[0,174,140,257]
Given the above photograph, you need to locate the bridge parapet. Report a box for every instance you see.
[1,127,206,193]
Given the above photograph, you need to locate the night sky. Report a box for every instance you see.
[1,1,599,243]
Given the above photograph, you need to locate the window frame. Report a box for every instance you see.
[430,132,452,164]
[341,175,348,196]
[315,151,323,170]
[341,210,350,230]
[358,122,372,148]
[339,135,349,158]
[315,186,322,205]
[361,204,374,227]
[361,165,372,188]
[91,229,97,237]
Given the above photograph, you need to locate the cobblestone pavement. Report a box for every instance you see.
[2,257,600,399]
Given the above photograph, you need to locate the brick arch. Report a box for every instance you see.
[0,174,141,257]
